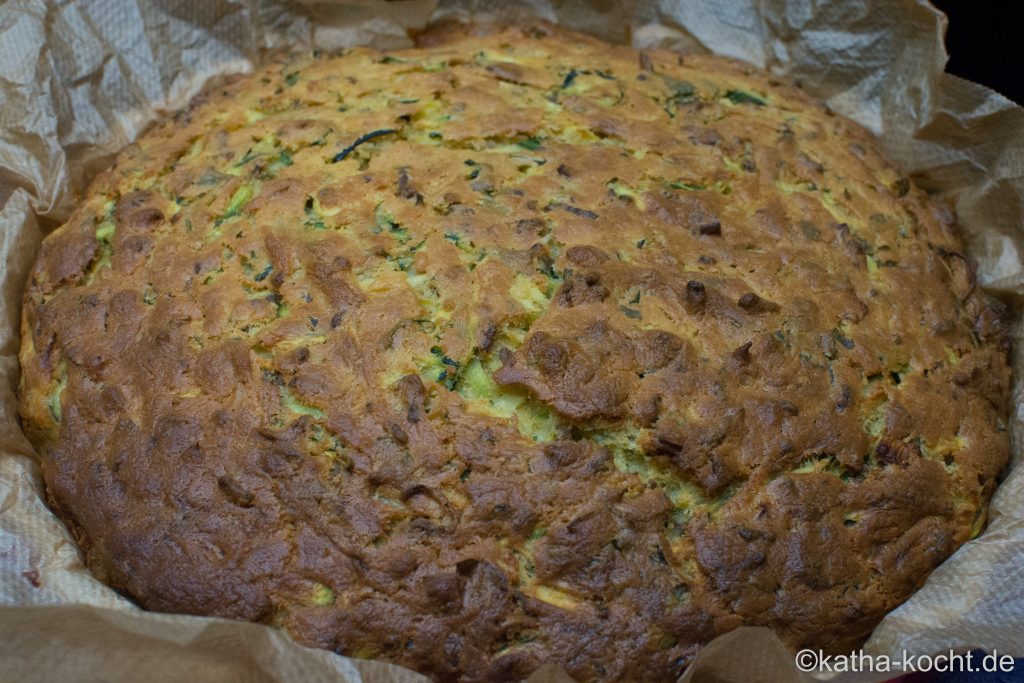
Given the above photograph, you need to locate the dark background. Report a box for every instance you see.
[931,0,1022,104]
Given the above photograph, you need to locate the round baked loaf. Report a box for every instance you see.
[19,21,1011,682]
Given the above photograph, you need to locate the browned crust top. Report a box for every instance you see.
[18,21,1011,683]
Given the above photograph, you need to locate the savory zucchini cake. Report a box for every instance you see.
[19,21,1011,682]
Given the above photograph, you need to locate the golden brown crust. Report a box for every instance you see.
[18,21,1011,682]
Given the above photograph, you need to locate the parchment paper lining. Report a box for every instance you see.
[1,2,1021,681]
